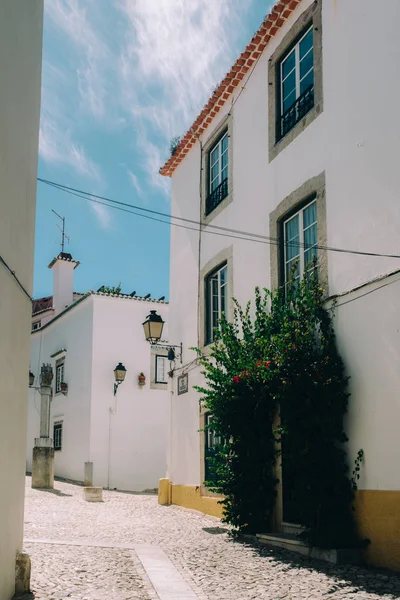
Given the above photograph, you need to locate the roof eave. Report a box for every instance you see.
[160,0,300,178]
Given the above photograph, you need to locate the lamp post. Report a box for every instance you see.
[31,364,54,489]
[142,311,182,362]
[113,363,127,395]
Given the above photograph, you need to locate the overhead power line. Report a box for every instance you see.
[0,255,32,301]
[37,177,400,260]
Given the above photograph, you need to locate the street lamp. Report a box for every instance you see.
[142,310,165,344]
[114,363,127,396]
[142,310,182,362]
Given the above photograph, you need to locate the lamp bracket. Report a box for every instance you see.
[150,342,183,363]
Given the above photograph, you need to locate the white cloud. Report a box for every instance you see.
[90,202,112,229]
[39,30,107,226]
[127,171,144,198]
[42,0,257,203]
[116,0,252,185]
[39,114,100,180]
[44,0,113,120]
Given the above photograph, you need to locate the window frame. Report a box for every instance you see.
[204,413,222,483]
[205,262,228,345]
[205,130,229,216]
[201,115,233,223]
[282,196,318,286]
[278,25,314,140]
[155,354,168,385]
[55,359,65,394]
[268,0,323,162]
[269,172,327,294]
[32,321,41,331]
[53,421,63,451]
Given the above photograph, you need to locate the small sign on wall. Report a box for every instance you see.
[177,373,188,395]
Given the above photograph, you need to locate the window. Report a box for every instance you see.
[205,263,228,344]
[283,199,317,286]
[278,26,314,141]
[155,355,168,384]
[268,2,322,161]
[204,413,222,483]
[206,131,228,215]
[32,321,41,331]
[55,359,65,394]
[53,422,63,451]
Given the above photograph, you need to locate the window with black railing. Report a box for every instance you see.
[206,130,228,216]
[278,84,314,141]
[277,25,314,142]
[206,177,228,215]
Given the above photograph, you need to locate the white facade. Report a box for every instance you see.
[27,260,169,492]
[0,2,43,598]
[165,0,400,568]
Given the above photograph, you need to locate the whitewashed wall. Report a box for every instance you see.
[168,0,400,490]
[27,297,94,482]
[335,273,400,492]
[27,294,169,492]
[90,296,169,491]
[0,2,43,598]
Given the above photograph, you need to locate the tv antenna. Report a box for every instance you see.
[52,210,70,253]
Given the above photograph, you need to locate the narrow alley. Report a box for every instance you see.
[19,477,400,600]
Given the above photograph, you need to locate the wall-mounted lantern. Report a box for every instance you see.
[114,363,127,396]
[29,371,35,387]
[142,310,182,362]
[142,310,165,344]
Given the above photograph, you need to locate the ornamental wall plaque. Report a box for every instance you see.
[177,373,188,395]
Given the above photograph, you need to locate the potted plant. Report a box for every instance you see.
[138,372,146,386]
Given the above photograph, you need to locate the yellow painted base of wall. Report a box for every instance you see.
[355,490,400,572]
[158,479,224,518]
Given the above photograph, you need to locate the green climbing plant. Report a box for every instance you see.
[195,273,367,549]
[351,449,365,491]
[99,283,122,295]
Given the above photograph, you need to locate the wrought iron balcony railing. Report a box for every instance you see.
[205,177,228,216]
[278,84,314,141]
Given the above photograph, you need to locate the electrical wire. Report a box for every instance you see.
[38,177,400,260]
[0,254,32,301]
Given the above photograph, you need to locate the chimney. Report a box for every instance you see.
[48,252,80,316]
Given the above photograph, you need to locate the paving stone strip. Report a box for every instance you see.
[22,477,400,600]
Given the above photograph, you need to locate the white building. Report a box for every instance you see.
[160,0,400,571]
[27,253,169,492]
[0,2,43,598]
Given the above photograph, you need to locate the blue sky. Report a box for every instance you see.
[35,0,270,299]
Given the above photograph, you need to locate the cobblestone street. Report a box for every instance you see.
[20,477,400,600]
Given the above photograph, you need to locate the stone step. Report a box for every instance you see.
[256,532,361,565]
[282,521,304,535]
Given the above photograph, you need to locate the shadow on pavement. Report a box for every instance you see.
[35,488,72,497]
[203,526,230,535]
[232,537,400,598]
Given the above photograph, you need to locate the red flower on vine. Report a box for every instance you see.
[232,375,240,383]
[265,361,271,368]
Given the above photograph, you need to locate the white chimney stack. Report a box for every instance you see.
[48,252,80,316]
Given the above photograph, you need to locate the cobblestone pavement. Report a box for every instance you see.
[21,476,400,600]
